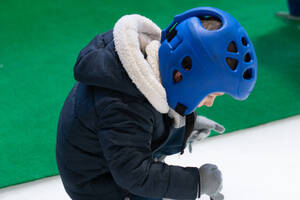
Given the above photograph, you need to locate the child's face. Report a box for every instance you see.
[197,93,224,108]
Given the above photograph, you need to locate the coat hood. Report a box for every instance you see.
[74,15,187,128]
[73,30,145,99]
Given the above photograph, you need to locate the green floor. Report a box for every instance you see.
[0,0,299,188]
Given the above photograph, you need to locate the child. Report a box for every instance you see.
[56,7,257,200]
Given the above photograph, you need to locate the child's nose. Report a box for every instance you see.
[204,98,215,107]
[204,101,213,107]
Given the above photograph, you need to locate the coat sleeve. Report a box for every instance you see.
[97,101,200,199]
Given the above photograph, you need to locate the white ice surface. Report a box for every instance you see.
[0,115,299,200]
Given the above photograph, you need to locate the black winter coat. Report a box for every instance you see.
[56,30,200,200]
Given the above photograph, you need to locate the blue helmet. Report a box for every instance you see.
[159,7,257,115]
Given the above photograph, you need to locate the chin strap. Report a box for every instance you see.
[181,113,196,154]
[175,103,196,154]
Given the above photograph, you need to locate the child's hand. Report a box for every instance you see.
[210,192,224,200]
[187,116,225,153]
[199,164,223,198]
[194,116,225,135]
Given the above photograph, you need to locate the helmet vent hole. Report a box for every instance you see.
[181,56,192,71]
[199,16,223,30]
[226,57,238,70]
[241,37,248,46]
[166,24,178,42]
[244,53,251,62]
[243,68,252,80]
[173,70,183,83]
[227,41,238,53]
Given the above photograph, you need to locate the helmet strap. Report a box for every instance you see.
[175,102,187,116]
[181,112,195,154]
[175,103,196,154]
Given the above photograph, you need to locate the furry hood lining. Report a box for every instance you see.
[113,14,169,114]
[113,14,186,128]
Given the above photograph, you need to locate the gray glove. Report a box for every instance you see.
[210,193,224,200]
[199,164,223,198]
[187,116,225,153]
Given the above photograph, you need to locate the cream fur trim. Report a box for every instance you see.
[113,14,169,114]
[113,14,186,128]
